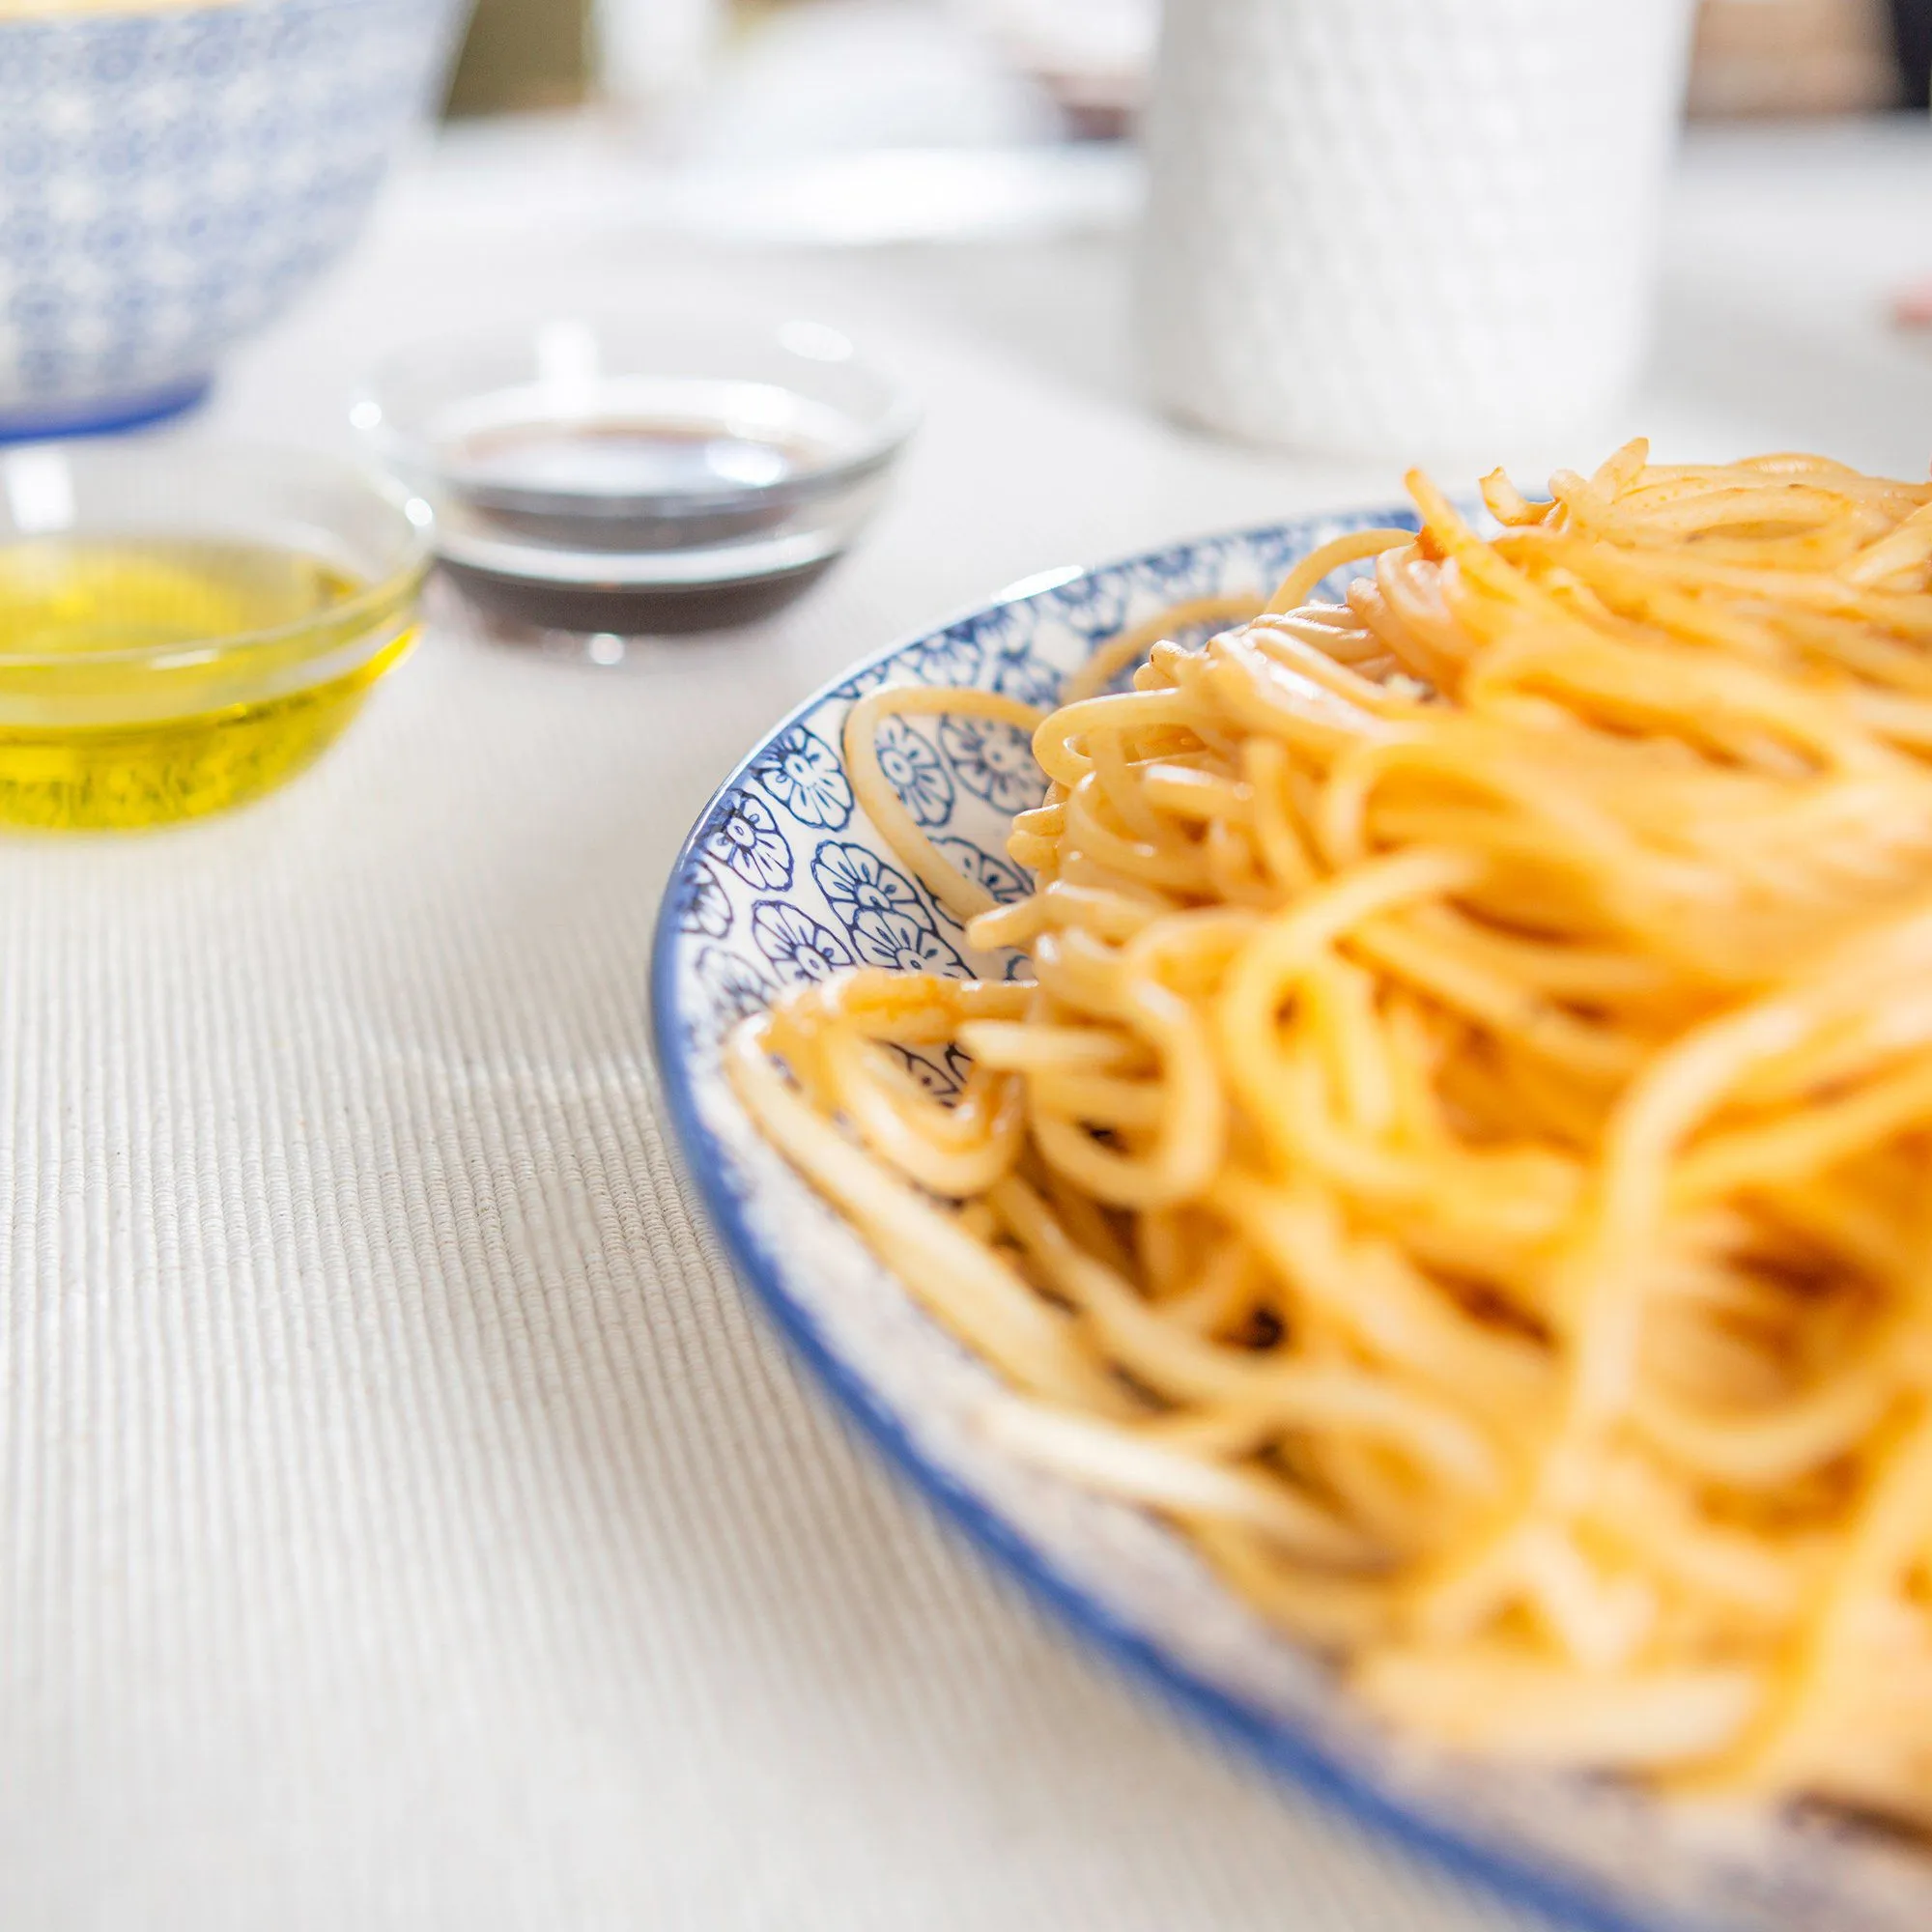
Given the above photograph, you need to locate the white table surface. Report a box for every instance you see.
[7,113,1932,1932]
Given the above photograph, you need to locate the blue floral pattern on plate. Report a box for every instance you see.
[752,724,854,832]
[905,625,984,688]
[673,861,733,939]
[983,609,1065,708]
[705,793,794,893]
[811,840,929,928]
[751,902,854,985]
[938,712,1042,814]
[848,909,966,977]
[873,715,953,828]
[690,946,775,1030]
[931,837,1031,909]
[651,509,1932,1932]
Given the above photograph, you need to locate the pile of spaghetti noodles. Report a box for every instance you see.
[728,443,1932,1821]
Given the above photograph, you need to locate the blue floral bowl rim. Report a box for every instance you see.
[646,508,1702,1932]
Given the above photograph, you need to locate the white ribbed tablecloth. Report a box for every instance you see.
[8,117,1932,1932]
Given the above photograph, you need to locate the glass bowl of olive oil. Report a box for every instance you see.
[0,443,432,831]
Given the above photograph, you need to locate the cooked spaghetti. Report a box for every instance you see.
[728,442,1932,1822]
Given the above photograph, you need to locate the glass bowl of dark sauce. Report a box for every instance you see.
[354,313,918,638]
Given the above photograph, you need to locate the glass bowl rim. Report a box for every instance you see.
[0,440,435,673]
[351,305,924,514]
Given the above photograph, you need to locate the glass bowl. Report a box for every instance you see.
[352,310,920,638]
[0,442,432,831]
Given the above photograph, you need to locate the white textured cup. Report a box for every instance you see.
[1136,0,1695,461]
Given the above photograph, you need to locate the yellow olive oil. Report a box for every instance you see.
[0,537,415,830]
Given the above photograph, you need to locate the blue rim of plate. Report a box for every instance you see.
[647,514,1713,1932]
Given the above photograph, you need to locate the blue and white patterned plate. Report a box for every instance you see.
[650,512,1932,1932]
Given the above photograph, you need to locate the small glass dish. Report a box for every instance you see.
[352,310,920,639]
[0,442,431,831]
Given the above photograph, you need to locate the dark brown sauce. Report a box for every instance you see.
[440,554,838,636]
[454,418,806,494]
[436,412,876,634]
[444,418,856,550]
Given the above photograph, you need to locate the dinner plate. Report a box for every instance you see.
[649,510,1932,1932]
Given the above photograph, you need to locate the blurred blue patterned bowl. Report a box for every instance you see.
[0,0,469,441]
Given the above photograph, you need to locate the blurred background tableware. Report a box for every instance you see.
[0,440,431,829]
[1690,0,1896,114]
[592,0,721,114]
[434,1,1932,153]
[1135,0,1698,462]
[0,0,471,443]
[948,0,1157,141]
[428,1,1932,268]
[353,309,918,644]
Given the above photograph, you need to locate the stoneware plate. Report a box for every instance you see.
[649,511,1930,1932]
